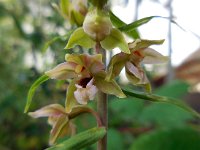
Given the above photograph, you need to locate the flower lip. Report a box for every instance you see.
[79,77,92,88]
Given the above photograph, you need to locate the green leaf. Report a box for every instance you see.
[24,75,49,113]
[100,28,130,54]
[154,80,189,98]
[119,16,160,32]
[130,127,200,150]
[122,89,200,119]
[138,80,193,127]
[65,27,96,49]
[108,129,124,150]
[94,72,126,98]
[109,11,140,39]
[46,127,106,150]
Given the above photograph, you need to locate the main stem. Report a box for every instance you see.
[96,43,108,150]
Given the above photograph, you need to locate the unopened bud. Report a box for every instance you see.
[83,9,112,41]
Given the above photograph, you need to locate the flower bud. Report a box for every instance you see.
[83,9,112,41]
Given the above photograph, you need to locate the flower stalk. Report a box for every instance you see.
[96,42,108,150]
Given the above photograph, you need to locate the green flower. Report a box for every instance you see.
[106,39,168,92]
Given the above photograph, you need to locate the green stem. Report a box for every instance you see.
[96,43,108,150]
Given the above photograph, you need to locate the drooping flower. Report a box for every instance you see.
[45,54,125,112]
[106,39,168,92]
[29,104,101,145]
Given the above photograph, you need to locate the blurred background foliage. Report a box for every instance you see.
[1,0,200,150]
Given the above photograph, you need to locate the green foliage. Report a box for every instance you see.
[46,127,106,150]
[122,86,200,119]
[24,75,49,113]
[109,11,140,39]
[138,80,193,127]
[108,128,124,150]
[130,127,200,150]
[119,16,161,32]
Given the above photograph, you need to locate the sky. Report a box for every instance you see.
[112,0,200,66]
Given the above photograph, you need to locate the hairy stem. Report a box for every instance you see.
[96,43,108,150]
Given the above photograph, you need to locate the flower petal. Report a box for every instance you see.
[94,72,126,98]
[45,62,77,80]
[65,54,104,74]
[106,52,129,81]
[65,79,79,113]
[74,78,98,105]
[128,39,165,51]
[28,104,66,118]
[125,62,152,92]
[49,115,69,145]
[142,48,169,64]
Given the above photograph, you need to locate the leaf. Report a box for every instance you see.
[24,75,49,113]
[130,127,200,150]
[46,127,106,150]
[108,129,124,150]
[100,28,130,54]
[65,27,96,49]
[138,80,193,127]
[94,72,126,98]
[122,88,200,119]
[119,16,160,32]
[109,11,140,39]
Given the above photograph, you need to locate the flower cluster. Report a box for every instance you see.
[27,0,168,145]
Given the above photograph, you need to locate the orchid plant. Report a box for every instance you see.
[24,0,200,150]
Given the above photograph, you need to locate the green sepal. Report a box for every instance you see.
[46,127,106,150]
[106,53,129,81]
[129,39,165,51]
[65,27,96,49]
[24,75,49,113]
[49,115,69,145]
[94,72,126,98]
[65,79,78,113]
[100,28,130,54]
[60,0,71,18]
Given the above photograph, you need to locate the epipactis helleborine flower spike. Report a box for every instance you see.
[106,39,168,92]
[45,54,125,112]
[28,104,97,145]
